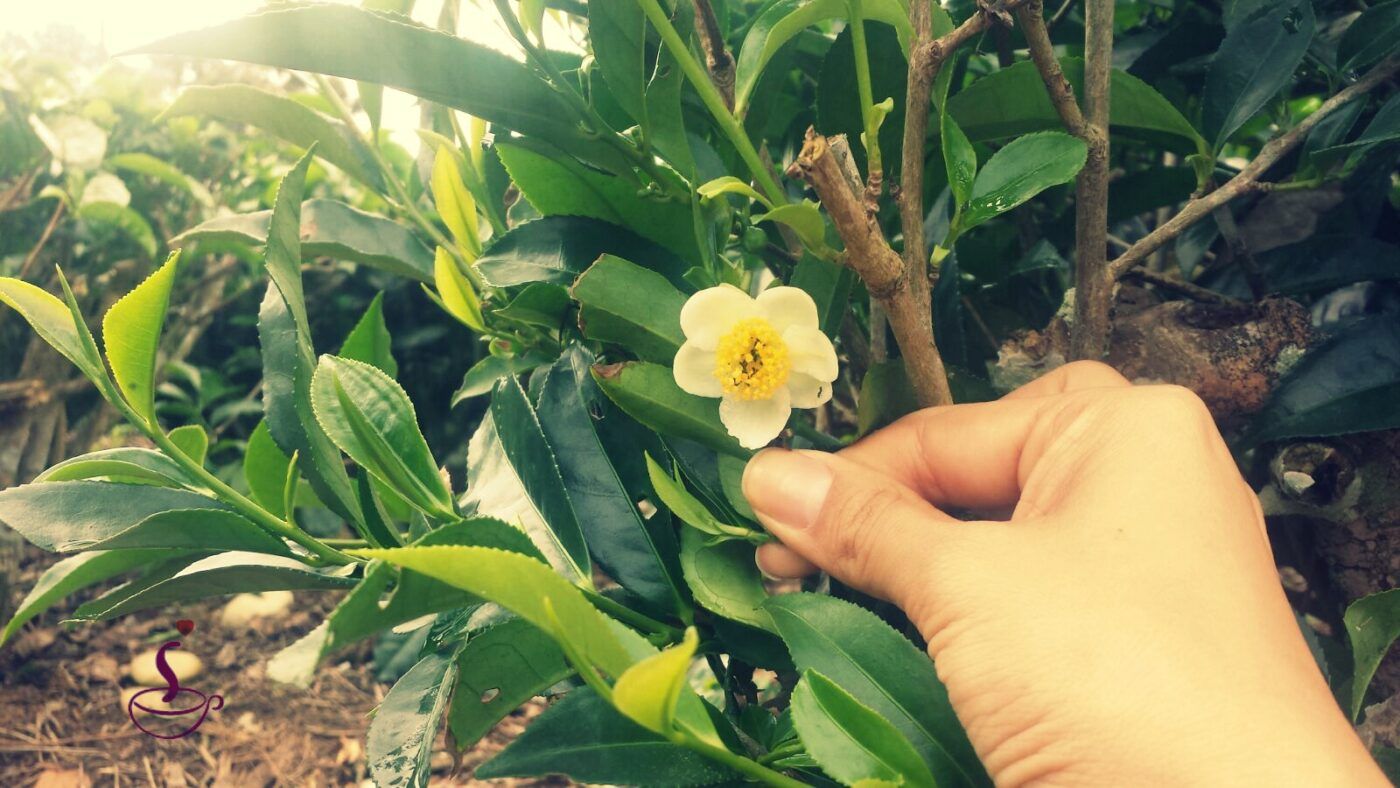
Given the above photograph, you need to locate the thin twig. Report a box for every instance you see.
[1048,0,1077,29]
[691,0,735,110]
[1109,55,1400,280]
[1121,268,1246,307]
[18,200,66,281]
[1210,203,1266,299]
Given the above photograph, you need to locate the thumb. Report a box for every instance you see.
[743,448,964,609]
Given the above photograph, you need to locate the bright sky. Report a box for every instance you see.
[1,0,576,147]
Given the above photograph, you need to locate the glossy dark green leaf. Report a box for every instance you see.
[1338,0,1400,72]
[1,549,187,647]
[474,215,691,292]
[1244,317,1400,446]
[82,509,292,556]
[1201,0,1315,151]
[816,23,907,175]
[1309,93,1400,167]
[538,348,685,614]
[680,528,771,630]
[461,378,590,581]
[0,481,234,552]
[765,593,989,787]
[572,255,687,364]
[959,132,1087,232]
[1201,237,1400,299]
[788,255,853,338]
[792,670,936,787]
[37,447,198,488]
[1346,588,1400,718]
[160,84,383,189]
[476,686,735,784]
[70,551,356,621]
[339,293,398,376]
[592,361,748,459]
[942,112,976,208]
[311,355,452,517]
[858,361,920,436]
[367,649,457,788]
[947,58,1204,151]
[492,283,572,330]
[451,351,556,406]
[734,0,911,115]
[497,142,702,266]
[173,198,433,283]
[448,617,570,750]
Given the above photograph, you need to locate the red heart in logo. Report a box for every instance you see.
[176,620,195,636]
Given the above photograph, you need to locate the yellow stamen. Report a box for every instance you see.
[713,318,790,401]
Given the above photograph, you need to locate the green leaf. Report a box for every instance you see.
[538,349,685,614]
[789,255,855,338]
[752,202,829,252]
[1202,0,1315,151]
[133,3,616,168]
[593,362,748,459]
[492,283,572,329]
[1338,0,1400,72]
[311,355,452,517]
[792,669,936,787]
[959,132,1087,233]
[106,152,210,204]
[1244,317,1400,446]
[1,549,187,648]
[451,351,555,406]
[367,650,457,788]
[858,360,919,436]
[816,22,907,175]
[477,686,735,784]
[941,112,977,208]
[697,176,772,209]
[36,448,198,488]
[447,617,570,750]
[462,378,591,580]
[734,0,912,115]
[159,84,383,189]
[947,58,1205,152]
[1200,236,1400,299]
[81,509,293,556]
[167,424,208,466]
[647,455,733,539]
[339,292,398,377]
[69,551,355,621]
[101,251,180,423]
[1346,589,1400,718]
[497,142,703,266]
[474,215,691,292]
[351,545,634,676]
[433,247,485,331]
[0,277,109,390]
[572,255,687,364]
[78,202,158,258]
[172,198,434,283]
[680,528,772,630]
[1309,93,1400,166]
[0,480,232,552]
[613,627,699,733]
[765,593,988,787]
[431,145,481,258]
[244,420,296,518]
[268,517,538,686]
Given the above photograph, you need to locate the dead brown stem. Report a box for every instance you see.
[1108,55,1400,281]
[1120,268,1246,307]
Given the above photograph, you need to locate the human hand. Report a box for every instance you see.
[744,362,1384,787]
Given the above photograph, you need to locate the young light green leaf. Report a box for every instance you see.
[367,650,457,788]
[434,247,485,331]
[350,545,634,677]
[646,454,729,539]
[571,255,688,364]
[101,251,180,423]
[338,292,398,377]
[310,355,453,517]
[106,152,211,204]
[0,277,109,390]
[78,202,158,258]
[1346,588,1400,718]
[941,111,977,209]
[612,627,699,735]
[752,202,828,253]
[593,362,748,459]
[431,145,482,258]
[167,424,208,466]
[697,176,773,209]
[792,670,936,787]
[959,132,1087,233]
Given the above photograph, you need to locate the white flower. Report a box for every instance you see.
[672,284,838,449]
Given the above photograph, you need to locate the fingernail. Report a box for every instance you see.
[743,449,833,532]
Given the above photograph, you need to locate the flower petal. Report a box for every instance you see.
[786,372,833,408]
[719,389,792,449]
[756,286,819,333]
[782,325,839,382]
[672,342,722,398]
[680,284,756,350]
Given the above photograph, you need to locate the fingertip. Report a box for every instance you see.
[756,542,819,579]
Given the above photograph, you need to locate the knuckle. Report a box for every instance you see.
[819,483,906,572]
[1119,384,1212,426]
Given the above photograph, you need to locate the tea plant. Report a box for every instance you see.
[3,0,1400,784]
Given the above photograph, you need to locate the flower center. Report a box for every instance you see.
[713,318,790,400]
